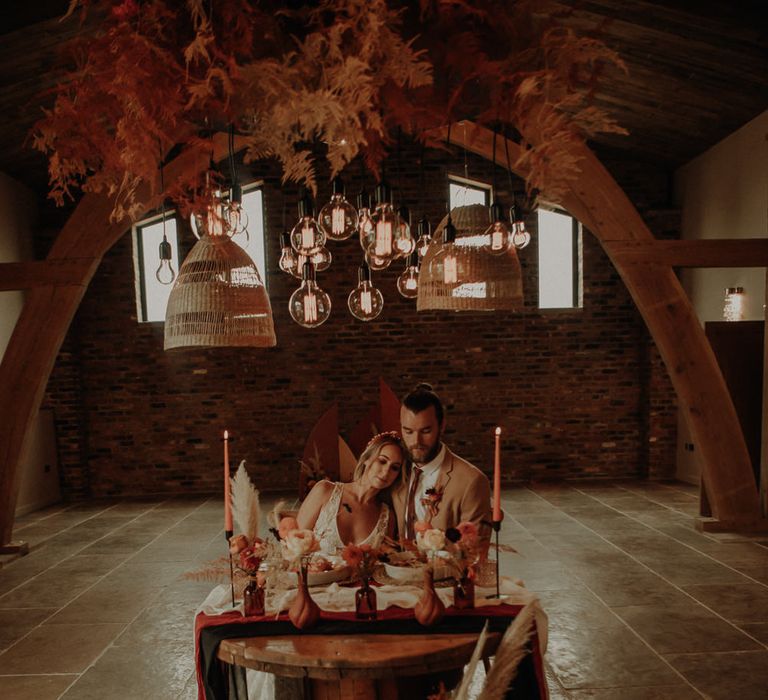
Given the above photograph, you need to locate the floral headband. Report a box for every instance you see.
[364,430,402,452]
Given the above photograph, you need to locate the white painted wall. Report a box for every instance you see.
[0,171,61,515]
[674,110,768,483]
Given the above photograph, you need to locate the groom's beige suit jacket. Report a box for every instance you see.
[391,446,492,540]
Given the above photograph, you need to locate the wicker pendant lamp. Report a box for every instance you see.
[417,204,524,312]
[164,233,276,349]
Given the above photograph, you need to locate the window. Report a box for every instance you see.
[239,185,268,290]
[449,175,491,210]
[132,213,180,323]
[537,208,582,309]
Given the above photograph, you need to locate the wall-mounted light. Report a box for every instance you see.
[723,286,745,322]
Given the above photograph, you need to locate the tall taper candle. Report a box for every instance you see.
[224,430,233,533]
[493,427,502,522]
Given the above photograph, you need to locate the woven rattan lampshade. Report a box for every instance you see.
[417,204,524,311]
[164,234,276,349]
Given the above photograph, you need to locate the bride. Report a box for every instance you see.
[297,431,407,552]
[244,432,407,700]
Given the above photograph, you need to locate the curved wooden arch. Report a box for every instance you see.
[443,122,762,526]
[0,135,238,547]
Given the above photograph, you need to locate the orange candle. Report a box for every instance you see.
[224,429,233,533]
[493,427,502,522]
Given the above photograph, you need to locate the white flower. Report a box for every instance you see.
[282,529,318,559]
[418,528,446,553]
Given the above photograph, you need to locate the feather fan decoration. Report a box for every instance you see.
[229,461,260,541]
[452,621,490,700]
[478,601,536,700]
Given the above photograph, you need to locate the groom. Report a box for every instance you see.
[392,383,492,545]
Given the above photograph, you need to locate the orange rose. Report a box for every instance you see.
[342,544,364,568]
[229,534,249,555]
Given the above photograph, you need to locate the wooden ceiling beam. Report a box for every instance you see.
[607,239,768,267]
[0,259,99,290]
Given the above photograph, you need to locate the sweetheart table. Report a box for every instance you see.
[195,578,548,700]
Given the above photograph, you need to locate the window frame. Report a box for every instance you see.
[448,174,493,210]
[536,205,583,311]
[239,181,268,292]
[132,210,180,324]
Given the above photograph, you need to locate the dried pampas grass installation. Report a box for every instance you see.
[230,461,260,540]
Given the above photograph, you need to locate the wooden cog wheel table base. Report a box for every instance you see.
[217,631,501,699]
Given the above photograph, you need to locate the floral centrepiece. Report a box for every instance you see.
[342,543,381,620]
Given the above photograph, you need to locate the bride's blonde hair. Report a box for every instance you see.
[353,431,409,491]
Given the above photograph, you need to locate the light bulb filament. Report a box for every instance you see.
[361,289,373,314]
[331,207,345,235]
[304,291,318,323]
[301,222,314,250]
[374,220,392,256]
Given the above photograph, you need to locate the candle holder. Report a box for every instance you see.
[492,520,501,599]
[225,529,235,607]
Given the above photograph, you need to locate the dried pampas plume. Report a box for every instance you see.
[230,461,260,541]
[478,601,536,700]
[452,621,490,700]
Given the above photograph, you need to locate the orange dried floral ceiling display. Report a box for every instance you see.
[32,0,627,219]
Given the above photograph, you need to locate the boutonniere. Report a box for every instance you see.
[421,485,444,522]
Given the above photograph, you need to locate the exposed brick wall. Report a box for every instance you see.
[42,145,678,498]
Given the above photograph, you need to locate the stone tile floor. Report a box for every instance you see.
[1,481,767,699]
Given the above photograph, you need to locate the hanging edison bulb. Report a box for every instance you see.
[510,205,531,249]
[415,217,432,258]
[483,202,512,255]
[290,193,325,256]
[394,205,415,257]
[191,189,227,239]
[155,233,176,285]
[348,261,384,321]
[289,262,332,328]
[310,245,332,272]
[225,184,250,248]
[428,214,460,285]
[319,177,358,241]
[357,189,375,252]
[397,251,420,299]
[279,231,299,276]
[366,182,397,267]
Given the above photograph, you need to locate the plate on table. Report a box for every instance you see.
[383,551,454,583]
[307,564,351,586]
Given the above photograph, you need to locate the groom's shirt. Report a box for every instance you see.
[412,443,446,523]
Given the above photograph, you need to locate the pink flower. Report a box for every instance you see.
[278,516,299,540]
[229,534,249,555]
[239,546,262,572]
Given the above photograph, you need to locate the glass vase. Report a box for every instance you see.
[453,571,475,610]
[355,576,377,620]
[243,575,265,616]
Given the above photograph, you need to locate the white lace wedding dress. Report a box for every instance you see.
[313,482,390,554]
